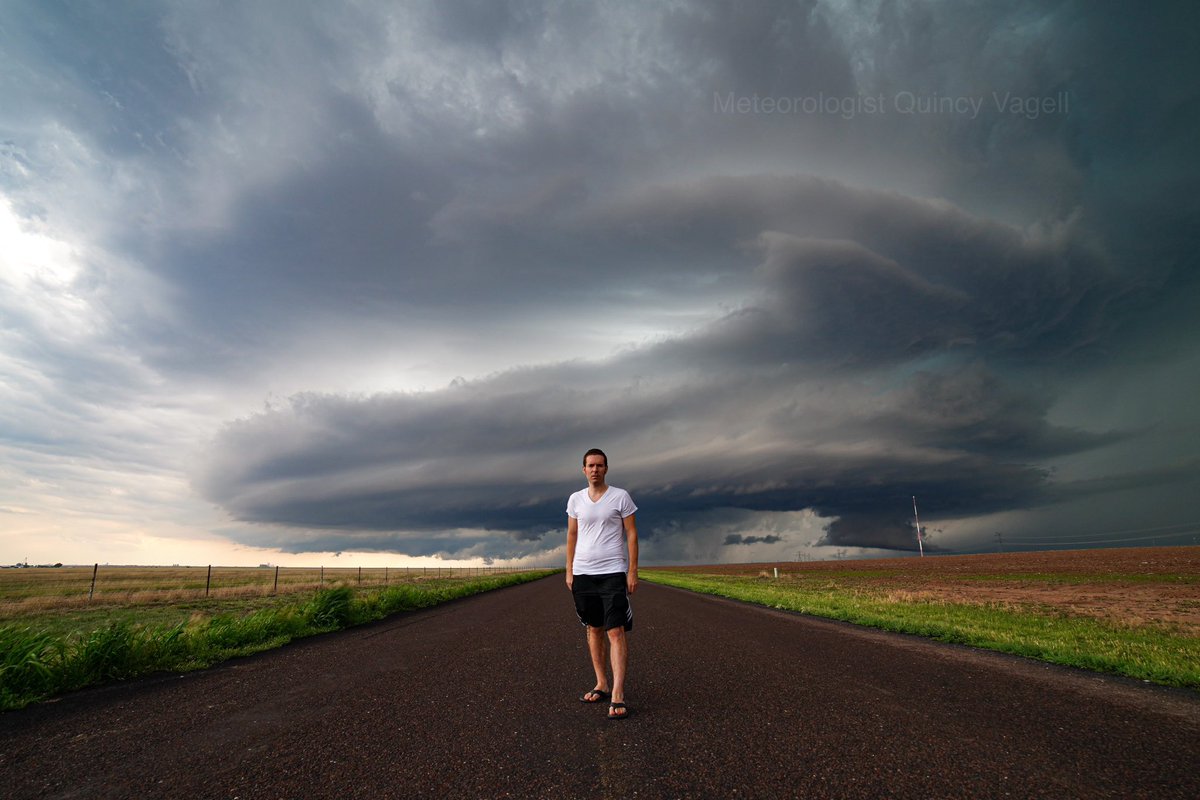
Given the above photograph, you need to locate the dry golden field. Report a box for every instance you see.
[0,564,527,621]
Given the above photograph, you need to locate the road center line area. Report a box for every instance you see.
[2,577,1197,799]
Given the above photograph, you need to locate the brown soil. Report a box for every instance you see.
[655,546,1200,630]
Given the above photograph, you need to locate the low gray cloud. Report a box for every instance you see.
[723,534,783,546]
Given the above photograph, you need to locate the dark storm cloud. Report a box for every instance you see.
[196,178,1134,556]
[877,367,1124,458]
[195,357,1071,556]
[597,177,1118,360]
[6,0,1199,563]
[426,170,1121,371]
[97,2,710,377]
[7,0,1162,376]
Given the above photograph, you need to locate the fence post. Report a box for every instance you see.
[89,563,98,601]
[320,566,324,586]
[274,565,279,594]
[385,566,388,584]
[358,566,362,585]
[205,565,212,597]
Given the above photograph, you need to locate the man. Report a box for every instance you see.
[566,447,638,720]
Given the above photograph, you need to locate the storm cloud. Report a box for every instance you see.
[4,1,1198,565]
[195,178,1136,557]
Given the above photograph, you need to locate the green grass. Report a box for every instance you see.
[0,570,556,711]
[642,571,1200,690]
[7,594,299,640]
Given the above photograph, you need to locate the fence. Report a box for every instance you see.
[0,564,557,613]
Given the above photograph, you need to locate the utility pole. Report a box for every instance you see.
[994,531,1004,553]
[912,496,925,557]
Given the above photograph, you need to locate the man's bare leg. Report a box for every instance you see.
[607,626,628,717]
[583,625,610,701]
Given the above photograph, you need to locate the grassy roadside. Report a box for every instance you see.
[641,570,1200,690]
[1,570,556,711]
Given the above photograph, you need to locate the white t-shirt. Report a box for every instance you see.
[567,485,638,575]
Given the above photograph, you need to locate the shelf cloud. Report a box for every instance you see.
[4,1,1198,564]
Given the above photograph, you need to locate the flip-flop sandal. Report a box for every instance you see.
[607,702,630,720]
[579,689,610,703]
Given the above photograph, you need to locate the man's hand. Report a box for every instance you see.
[627,570,637,594]
[565,572,573,591]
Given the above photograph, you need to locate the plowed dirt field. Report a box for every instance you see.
[655,546,1200,629]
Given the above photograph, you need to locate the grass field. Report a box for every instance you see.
[0,564,520,613]
[0,567,556,711]
[643,546,1200,690]
[6,548,1196,710]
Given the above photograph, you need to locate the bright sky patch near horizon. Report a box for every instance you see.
[2,1,1198,568]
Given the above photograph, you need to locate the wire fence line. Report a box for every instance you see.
[0,563,559,610]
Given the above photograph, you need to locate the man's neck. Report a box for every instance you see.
[588,481,608,499]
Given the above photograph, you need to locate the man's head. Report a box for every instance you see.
[582,448,608,486]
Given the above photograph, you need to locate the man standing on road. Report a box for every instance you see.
[566,448,638,720]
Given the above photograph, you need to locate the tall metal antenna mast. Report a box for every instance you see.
[912,496,925,557]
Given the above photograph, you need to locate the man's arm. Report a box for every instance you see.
[623,513,638,594]
[566,516,578,590]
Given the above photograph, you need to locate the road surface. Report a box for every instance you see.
[1,576,1197,798]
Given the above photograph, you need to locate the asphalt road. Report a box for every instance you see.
[1,576,1197,799]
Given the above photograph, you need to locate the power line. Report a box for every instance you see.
[926,513,1200,555]
[1004,527,1199,547]
[1004,521,1199,542]
[1003,534,1196,546]
[955,534,1200,554]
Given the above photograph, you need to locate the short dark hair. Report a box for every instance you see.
[582,448,608,467]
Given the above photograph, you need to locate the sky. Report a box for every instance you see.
[2,0,1199,568]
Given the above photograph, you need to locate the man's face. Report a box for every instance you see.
[583,456,608,484]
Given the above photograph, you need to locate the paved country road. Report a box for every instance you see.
[1,577,1197,799]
